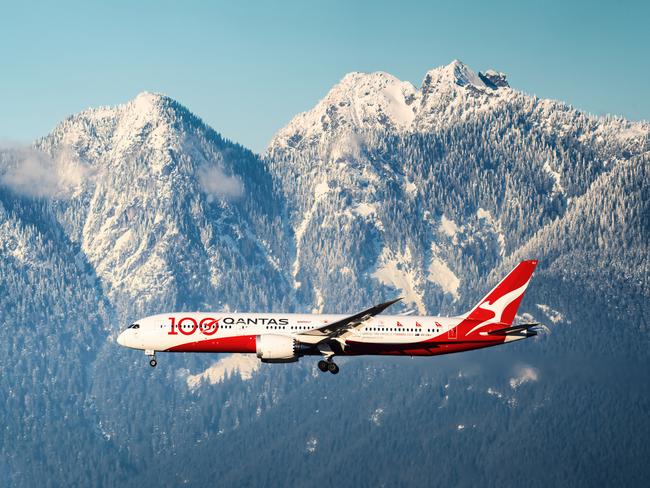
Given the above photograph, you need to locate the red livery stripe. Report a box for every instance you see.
[165,335,257,353]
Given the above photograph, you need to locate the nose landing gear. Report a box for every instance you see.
[317,359,339,375]
[145,349,157,368]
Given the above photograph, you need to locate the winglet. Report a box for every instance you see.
[374,297,403,315]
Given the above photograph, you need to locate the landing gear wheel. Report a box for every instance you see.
[149,358,157,368]
[318,360,329,372]
[327,362,339,375]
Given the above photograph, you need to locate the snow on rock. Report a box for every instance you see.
[186,354,260,390]
[415,60,515,132]
[543,161,564,194]
[332,71,418,130]
[352,202,377,217]
[270,60,516,152]
[404,180,417,196]
[292,175,332,286]
[616,124,649,142]
[271,72,417,152]
[427,256,460,300]
[476,208,505,254]
[536,304,569,324]
[370,408,385,426]
[312,287,324,314]
[423,59,487,91]
[487,387,504,399]
[479,69,509,88]
[373,247,426,314]
[306,437,318,454]
[314,180,330,198]
[476,207,493,222]
[270,71,418,149]
[439,215,460,238]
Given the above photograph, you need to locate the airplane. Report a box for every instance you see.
[117,260,540,374]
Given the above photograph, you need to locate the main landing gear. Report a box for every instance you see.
[146,349,157,368]
[318,359,339,375]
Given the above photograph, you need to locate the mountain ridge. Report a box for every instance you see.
[269,60,648,153]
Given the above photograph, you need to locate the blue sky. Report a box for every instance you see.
[1,0,648,153]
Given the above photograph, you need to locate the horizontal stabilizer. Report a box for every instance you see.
[486,323,540,337]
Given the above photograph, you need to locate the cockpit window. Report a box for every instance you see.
[128,323,140,329]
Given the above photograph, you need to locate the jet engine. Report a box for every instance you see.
[255,334,301,363]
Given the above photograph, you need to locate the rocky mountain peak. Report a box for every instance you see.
[33,93,288,313]
[269,70,419,149]
[269,61,519,152]
[421,59,487,92]
[478,69,509,88]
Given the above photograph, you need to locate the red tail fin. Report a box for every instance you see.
[460,260,538,337]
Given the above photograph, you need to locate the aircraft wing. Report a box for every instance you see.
[297,298,402,344]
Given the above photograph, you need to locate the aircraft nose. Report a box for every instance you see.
[117,331,127,347]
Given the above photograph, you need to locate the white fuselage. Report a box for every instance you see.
[116,260,539,370]
[117,312,518,358]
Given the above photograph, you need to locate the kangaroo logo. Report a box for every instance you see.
[464,281,530,336]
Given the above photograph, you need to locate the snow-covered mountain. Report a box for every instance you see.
[0,60,648,487]
[267,59,648,315]
[271,60,646,149]
[35,92,292,316]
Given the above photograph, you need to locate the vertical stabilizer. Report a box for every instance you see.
[459,260,538,337]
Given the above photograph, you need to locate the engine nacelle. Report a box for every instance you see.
[255,334,299,363]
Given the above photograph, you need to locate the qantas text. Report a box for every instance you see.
[167,316,289,335]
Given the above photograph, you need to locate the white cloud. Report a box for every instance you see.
[509,365,539,389]
[197,165,243,201]
[0,144,94,199]
[186,354,260,389]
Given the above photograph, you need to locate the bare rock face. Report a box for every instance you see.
[479,69,510,88]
